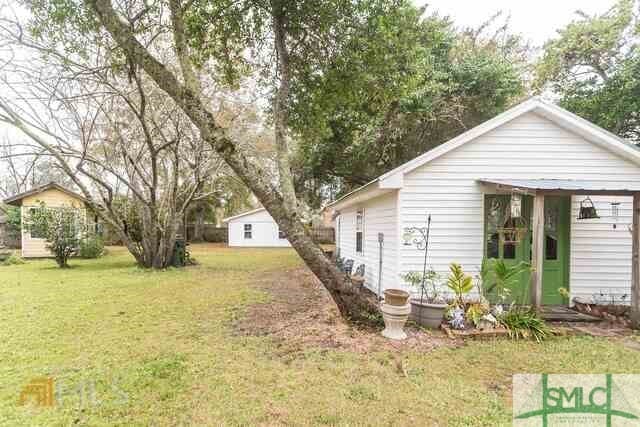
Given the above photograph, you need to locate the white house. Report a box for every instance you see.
[329,97,640,309]
[223,208,291,247]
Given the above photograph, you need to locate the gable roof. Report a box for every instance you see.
[222,207,266,223]
[328,97,640,210]
[3,182,89,207]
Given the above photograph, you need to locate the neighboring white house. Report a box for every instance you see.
[223,208,291,247]
[329,97,640,308]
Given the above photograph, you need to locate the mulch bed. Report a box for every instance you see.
[234,267,455,354]
[233,267,638,352]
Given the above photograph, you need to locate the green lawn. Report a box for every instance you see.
[1,245,639,426]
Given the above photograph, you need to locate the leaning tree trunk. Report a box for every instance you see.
[88,0,379,320]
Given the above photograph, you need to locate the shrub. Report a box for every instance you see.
[499,307,552,342]
[1,253,26,266]
[79,236,105,259]
[26,203,84,268]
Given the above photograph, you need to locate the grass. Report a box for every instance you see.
[1,245,639,426]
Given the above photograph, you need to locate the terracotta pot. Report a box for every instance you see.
[410,299,447,329]
[384,289,410,306]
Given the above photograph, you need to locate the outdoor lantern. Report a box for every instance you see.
[402,228,414,246]
[510,193,522,218]
[577,197,600,220]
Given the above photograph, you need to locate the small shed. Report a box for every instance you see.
[223,208,291,247]
[4,183,90,258]
[328,97,640,317]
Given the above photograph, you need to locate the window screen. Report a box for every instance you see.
[356,209,364,253]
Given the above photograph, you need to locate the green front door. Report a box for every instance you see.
[485,195,532,303]
[484,195,570,305]
[541,196,570,305]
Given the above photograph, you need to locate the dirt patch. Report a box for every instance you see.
[234,266,454,354]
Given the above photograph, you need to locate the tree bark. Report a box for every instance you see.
[272,2,298,214]
[87,0,379,320]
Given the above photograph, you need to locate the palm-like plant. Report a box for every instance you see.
[483,259,532,303]
[447,263,473,308]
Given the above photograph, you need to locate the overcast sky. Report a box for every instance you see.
[414,0,618,47]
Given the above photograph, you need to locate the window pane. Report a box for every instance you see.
[486,233,499,258]
[278,230,286,239]
[503,242,516,259]
[244,224,251,231]
[356,232,363,253]
[546,235,558,260]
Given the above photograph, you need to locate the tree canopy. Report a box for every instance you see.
[288,7,528,205]
[535,0,640,143]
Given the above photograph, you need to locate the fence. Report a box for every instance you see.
[185,224,335,245]
[310,227,335,244]
[186,225,227,243]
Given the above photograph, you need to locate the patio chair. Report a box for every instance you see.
[351,264,365,288]
[343,259,354,275]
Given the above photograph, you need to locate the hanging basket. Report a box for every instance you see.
[578,197,600,220]
[497,226,528,245]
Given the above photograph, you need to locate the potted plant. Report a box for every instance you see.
[402,270,447,328]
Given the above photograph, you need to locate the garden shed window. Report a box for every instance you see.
[356,209,364,253]
[278,229,286,239]
[244,224,252,239]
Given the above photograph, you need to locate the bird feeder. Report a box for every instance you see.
[497,194,528,244]
[577,197,599,220]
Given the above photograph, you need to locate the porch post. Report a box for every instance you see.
[631,193,640,329]
[531,193,545,309]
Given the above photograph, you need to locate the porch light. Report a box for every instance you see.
[577,197,600,220]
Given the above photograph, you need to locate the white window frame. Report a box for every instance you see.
[243,223,252,239]
[278,229,286,239]
[356,208,364,254]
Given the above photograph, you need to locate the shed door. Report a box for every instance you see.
[485,195,532,303]
[484,195,570,304]
[541,196,571,305]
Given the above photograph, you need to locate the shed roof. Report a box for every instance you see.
[477,178,640,195]
[222,207,266,223]
[3,182,89,206]
[327,97,640,210]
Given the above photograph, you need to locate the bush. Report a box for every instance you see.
[1,253,26,266]
[499,307,552,342]
[79,236,105,259]
[26,203,84,268]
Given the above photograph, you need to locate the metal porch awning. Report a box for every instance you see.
[477,178,640,195]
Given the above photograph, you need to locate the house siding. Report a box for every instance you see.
[227,209,291,247]
[20,189,86,258]
[400,111,640,301]
[337,192,398,295]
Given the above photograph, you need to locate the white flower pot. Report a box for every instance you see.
[380,302,411,340]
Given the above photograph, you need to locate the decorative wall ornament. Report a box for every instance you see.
[577,197,599,220]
